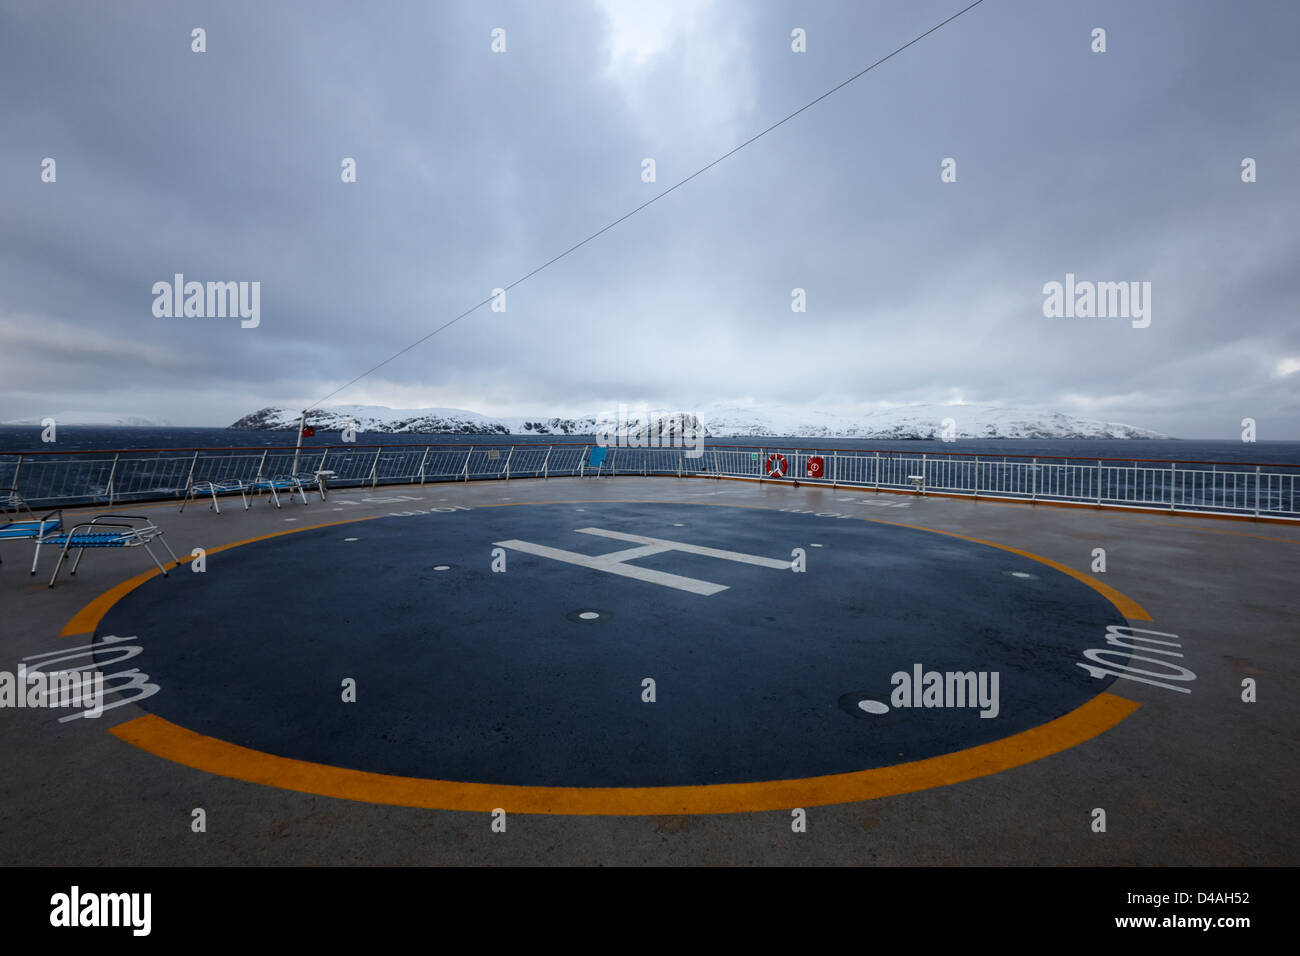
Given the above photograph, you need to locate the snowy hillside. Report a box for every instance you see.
[2,411,173,426]
[692,402,1169,439]
[229,402,1170,440]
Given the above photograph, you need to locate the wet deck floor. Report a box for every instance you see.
[1,476,1296,864]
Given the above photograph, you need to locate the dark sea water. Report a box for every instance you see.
[1,426,1298,466]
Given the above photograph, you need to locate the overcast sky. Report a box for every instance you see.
[2,0,1297,438]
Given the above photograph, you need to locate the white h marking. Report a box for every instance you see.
[493,527,791,595]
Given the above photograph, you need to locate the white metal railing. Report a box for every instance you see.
[1,443,1297,520]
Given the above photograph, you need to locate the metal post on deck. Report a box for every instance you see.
[541,445,552,479]
[1096,460,1102,506]
[579,445,588,478]
[105,453,120,506]
[463,446,474,482]
[1031,457,1037,502]
[318,447,330,490]
[369,447,382,488]
[973,455,979,499]
[417,446,430,486]
[184,451,199,498]
[1255,465,1261,518]
[11,454,22,493]
[292,409,306,475]
[1170,461,1177,512]
[874,451,880,492]
[503,446,514,481]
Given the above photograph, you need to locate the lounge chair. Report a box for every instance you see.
[248,474,310,509]
[0,488,63,574]
[180,478,249,514]
[38,513,181,587]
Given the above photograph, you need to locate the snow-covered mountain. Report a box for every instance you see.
[691,402,1169,439]
[229,402,1170,440]
[2,411,173,426]
[231,404,518,435]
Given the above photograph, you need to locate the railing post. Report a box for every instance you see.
[105,453,120,505]
[417,446,431,486]
[1096,460,1102,506]
[463,446,474,482]
[1170,461,1177,512]
[369,447,382,488]
[832,451,837,490]
[1031,457,1037,501]
[874,451,880,492]
[541,445,552,479]
[184,450,199,496]
[503,445,514,481]
[711,448,719,479]
[579,445,588,478]
[973,455,979,499]
[12,454,22,492]
[255,449,268,480]
[1255,465,1261,518]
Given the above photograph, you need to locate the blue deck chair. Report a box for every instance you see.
[180,478,249,515]
[38,513,180,587]
[248,474,310,509]
[587,446,608,478]
[0,488,63,574]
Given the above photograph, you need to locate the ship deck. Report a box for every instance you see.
[1,475,1296,865]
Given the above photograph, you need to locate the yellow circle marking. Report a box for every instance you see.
[64,499,1145,814]
[110,694,1137,815]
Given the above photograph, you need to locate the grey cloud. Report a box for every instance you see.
[1,0,1297,437]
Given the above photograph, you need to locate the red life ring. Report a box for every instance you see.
[766,453,787,478]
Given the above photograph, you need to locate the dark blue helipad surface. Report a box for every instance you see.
[97,502,1125,787]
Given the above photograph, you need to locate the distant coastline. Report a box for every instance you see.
[220,401,1173,442]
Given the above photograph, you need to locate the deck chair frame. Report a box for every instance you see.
[40,513,180,587]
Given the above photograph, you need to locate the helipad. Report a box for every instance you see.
[74,499,1141,812]
[4,476,1297,863]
